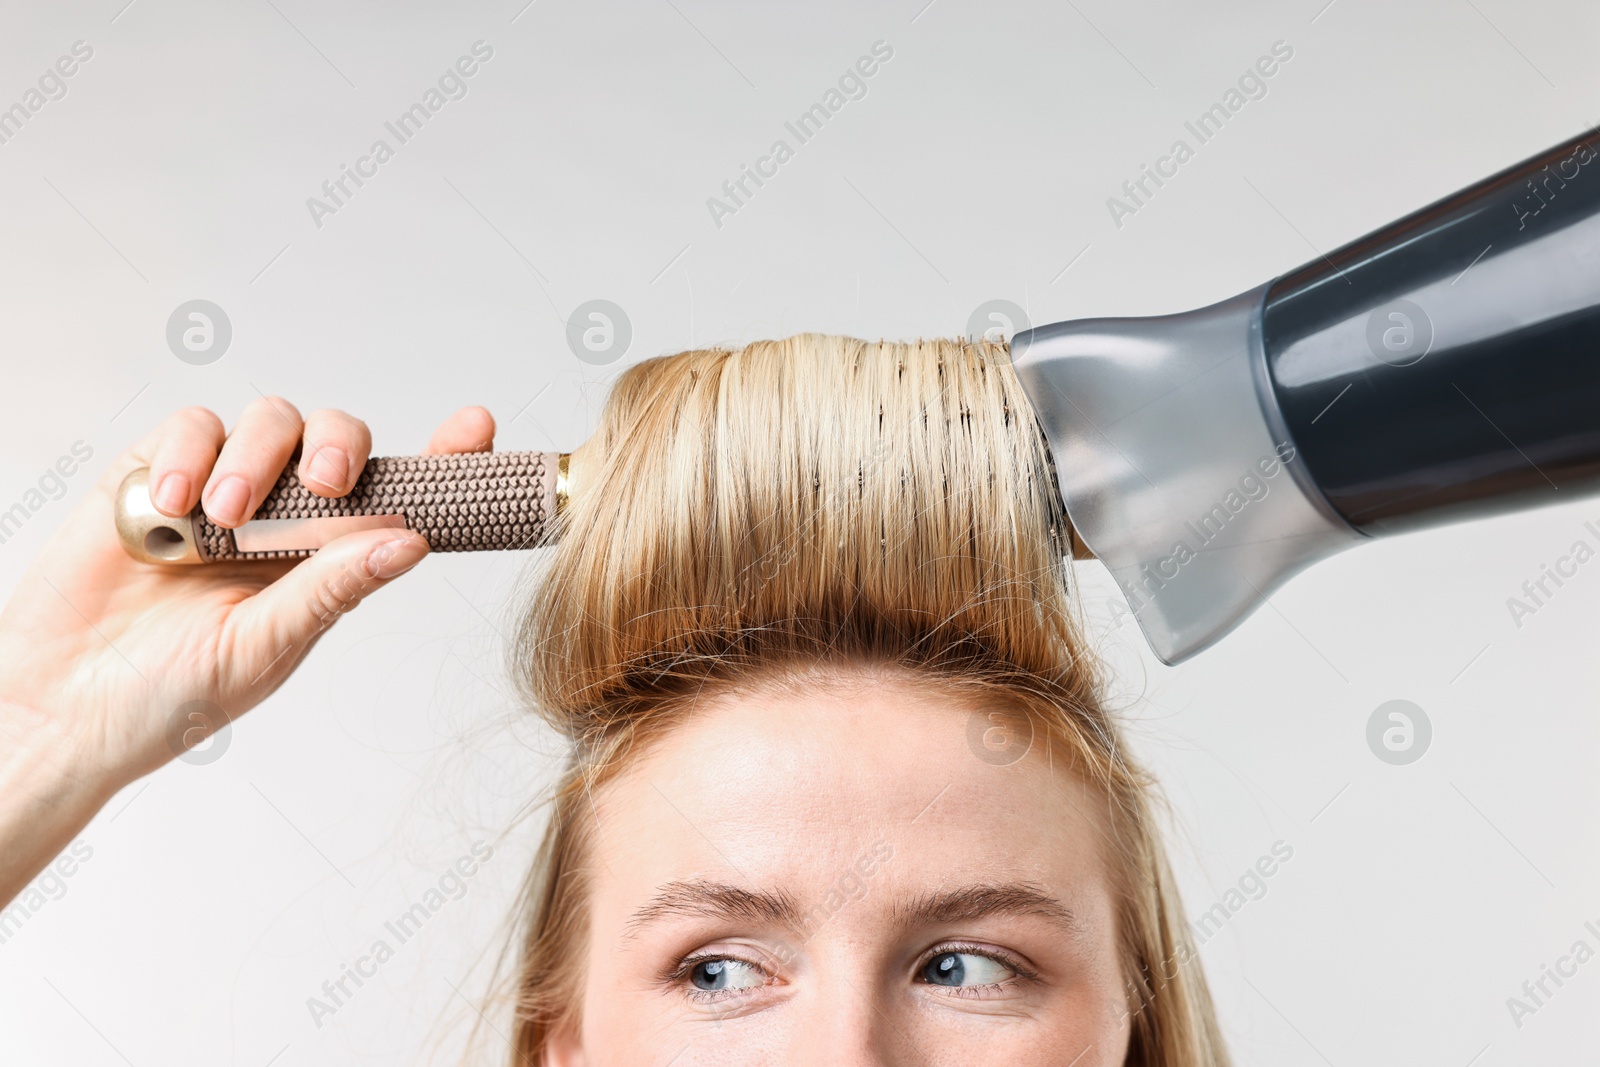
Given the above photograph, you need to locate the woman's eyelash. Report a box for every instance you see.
[661,951,773,1000]
[658,952,712,985]
[917,942,1040,988]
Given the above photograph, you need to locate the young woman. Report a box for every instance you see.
[0,334,1229,1065]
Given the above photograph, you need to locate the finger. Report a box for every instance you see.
[224,528,430,673]
[421,406,495,455]
[200,396,304,528]
[143,407,227,518]
[297,409,373,497]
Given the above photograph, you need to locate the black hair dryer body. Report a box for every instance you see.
[1012,125,1600,664]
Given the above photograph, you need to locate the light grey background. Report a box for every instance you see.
[1,0,1597,1063]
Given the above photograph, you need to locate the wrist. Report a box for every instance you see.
[0,698,119,903]
[0,694,117,792]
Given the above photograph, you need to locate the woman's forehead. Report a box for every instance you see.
[584,681,1112,914]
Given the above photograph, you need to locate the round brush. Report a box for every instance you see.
[114,449,576,564]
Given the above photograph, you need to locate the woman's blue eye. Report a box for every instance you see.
[689,957,764,991]
[921,951,1015,987]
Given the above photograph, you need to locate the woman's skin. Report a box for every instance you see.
[0,399,490,903]
[546,680,1132,1066]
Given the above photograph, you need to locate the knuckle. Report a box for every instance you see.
[172,406,225,439]
[456,406,495,450]
[306,567,369,623]
[250,394,302,424]
[307,409,370,442]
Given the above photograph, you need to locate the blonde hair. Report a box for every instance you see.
[499,333,1229,1065]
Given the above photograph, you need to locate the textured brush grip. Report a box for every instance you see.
[192,450,563,562]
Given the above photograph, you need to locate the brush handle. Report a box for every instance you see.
[115,450,566,564]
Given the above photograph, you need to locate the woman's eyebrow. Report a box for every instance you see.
[895,882,1079,931]
[626,880,801,936]
[625,879,1078,937]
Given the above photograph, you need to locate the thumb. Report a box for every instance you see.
[227,528,431,673]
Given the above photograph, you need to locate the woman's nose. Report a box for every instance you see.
[781,983,925,1067]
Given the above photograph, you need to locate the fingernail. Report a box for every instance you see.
[365,534,428,580]
[153,472,190,515]
[304,446,349,491]
[205,475,250,527]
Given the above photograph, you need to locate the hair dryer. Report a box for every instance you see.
[1011,122,1600,663]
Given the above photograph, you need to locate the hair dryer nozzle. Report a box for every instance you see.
[1011,285,1362,664]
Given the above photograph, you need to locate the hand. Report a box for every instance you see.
[0,398,494,898]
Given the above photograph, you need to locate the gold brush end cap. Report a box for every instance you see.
[114,466,204,564]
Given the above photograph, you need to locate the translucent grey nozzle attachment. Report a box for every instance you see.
[1010,284,1364,665]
